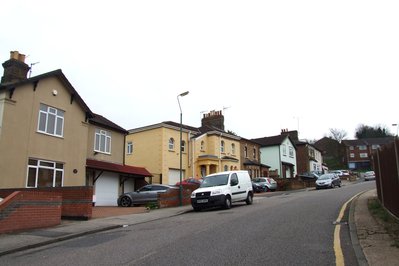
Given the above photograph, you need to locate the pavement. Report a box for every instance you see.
[1,188,398,266]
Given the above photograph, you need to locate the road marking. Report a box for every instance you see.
[334,192,362,266]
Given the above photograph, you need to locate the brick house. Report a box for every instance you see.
[342,137,394,170]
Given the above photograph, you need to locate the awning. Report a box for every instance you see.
[282,161,295,167]
[86,159,152,177]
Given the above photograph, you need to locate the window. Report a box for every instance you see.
[253,147,256,159]
[350,153,355,158]
[224,165,228,171]
[26,158,63,187]
[221,140,225,153]
[181,140,186,152]
[169,138,175,150]
[95,129,111,154]
[360,153,368,158]
[38,103,64,137]
[282,145,287,156]
[349,146,354,150]
[231,144,235,155]
[289,146,294,157]
[244,146,248,158]
[358,145,367,150]
[372,144,380,150]
[127,141,133,154]
[200,141,205,151]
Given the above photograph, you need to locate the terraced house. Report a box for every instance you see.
[0,51,150,206]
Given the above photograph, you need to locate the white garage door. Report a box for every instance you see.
[168,169,185,185]
[95,172,119,206]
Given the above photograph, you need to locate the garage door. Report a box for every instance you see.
[168,169,185,185]
[95,172,119,206]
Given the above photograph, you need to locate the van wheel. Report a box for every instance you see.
[223,196,232,209]
[246,192,253,205]
[193,207,202,212]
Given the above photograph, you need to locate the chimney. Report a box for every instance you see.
[281,129,299,141]
[201,110,225,131]
[1,51,30,84]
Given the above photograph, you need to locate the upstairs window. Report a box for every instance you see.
[231,143,236,155]
[200,141,205,151]
[127,141,133,154]
[289,146,294,157]
[282,145,287,156]
[38,103,64,137]
[95,128,111,154]
[358,145,367,150]
[169,138,175,150]
[372,144,380,150]
[221,141,225,153]
[253,147,257,159]
[244,146,248,158]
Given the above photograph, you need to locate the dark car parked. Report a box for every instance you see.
[117,184,178,207]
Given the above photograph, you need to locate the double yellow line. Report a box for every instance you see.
[334,192,362,266]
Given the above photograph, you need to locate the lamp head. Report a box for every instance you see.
[179,91,189,97]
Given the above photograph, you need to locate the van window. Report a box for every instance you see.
[200,174,229,188]
[230,173,239,186]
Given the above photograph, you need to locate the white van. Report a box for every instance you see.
[191,170,254,211]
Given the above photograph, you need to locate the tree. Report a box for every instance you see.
[328,128,347,143]
[355,124,393,139]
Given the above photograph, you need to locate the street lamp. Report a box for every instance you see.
[177,91,189,206]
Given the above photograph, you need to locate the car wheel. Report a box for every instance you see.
[120,196,132,207]
[223,196,232,209]
[263,186,269,192]
[245,192,253,205]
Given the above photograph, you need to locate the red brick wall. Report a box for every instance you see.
[0,191,62,234]
[158,186,195,208]
[0,186,93,219]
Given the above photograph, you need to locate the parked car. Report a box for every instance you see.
[176,178,203,186]
[252,177,277,192]
[191,170,253,211]
[364,171,376,181]
[117,184,178,207]
[298,172,320,180]
[315,173,342,189]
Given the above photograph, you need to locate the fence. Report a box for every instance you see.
[373,138,399,218]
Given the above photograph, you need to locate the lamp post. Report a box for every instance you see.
[177,91,189,206]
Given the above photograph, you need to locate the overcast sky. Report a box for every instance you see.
[2,1,398,140]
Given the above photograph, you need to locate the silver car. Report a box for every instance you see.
[315,173,341,189]
[364,171,376,181]
[117,184,178,207]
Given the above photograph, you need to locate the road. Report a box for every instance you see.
[0,181,375,266]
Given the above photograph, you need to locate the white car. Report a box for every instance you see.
[191,170,253,211]
[364,171,376,181]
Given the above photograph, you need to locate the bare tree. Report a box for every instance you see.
[328,128,347,143]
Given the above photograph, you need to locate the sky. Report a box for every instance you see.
[1,0,398,141]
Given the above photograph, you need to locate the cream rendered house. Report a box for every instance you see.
[0,52,91,188]
[0,51,150,206]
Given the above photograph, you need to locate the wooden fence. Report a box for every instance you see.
[373,138,399,218]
